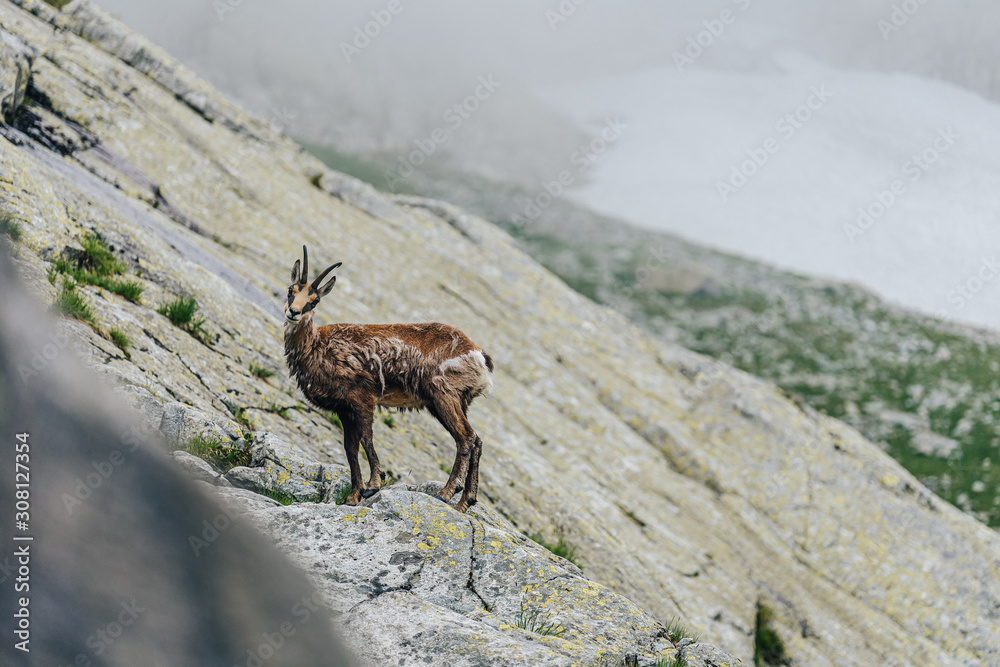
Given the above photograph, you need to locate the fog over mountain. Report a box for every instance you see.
[97,0,1000,328]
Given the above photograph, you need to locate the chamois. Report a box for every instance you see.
[283,246,494,513]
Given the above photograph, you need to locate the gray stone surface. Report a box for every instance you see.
[208,482,283,515]
[316,170,404,224]
[159,401,242,445]
[243,430,351,502]
[113,383,165,433]
[217,485,687,666]
[170,449,229,486]
[684,642,747,667]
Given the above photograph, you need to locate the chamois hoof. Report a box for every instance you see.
[360,488,380,499]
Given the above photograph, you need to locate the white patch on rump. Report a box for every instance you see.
[439,350,494,397]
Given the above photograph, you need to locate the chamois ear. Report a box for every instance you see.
[291,259,301,284]
[318,275,336,297]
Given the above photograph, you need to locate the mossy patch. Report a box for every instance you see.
[528,531,581,569]
[753,603,787,666]
[249,362,275,380]
[266,402,290,419]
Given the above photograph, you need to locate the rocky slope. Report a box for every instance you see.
[2,1,1000,664]
[309,145,1000,530]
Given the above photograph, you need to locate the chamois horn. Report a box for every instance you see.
[311,261,343,290]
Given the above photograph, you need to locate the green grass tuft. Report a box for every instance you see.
[107,279,144,303]
[158,296,198,326]
[0,216,23,243]
[382,414,396,428]
[249,362,275,380]
[753,604,786,666]
[266,402,290,419]
[43,0,74,8]
[108,328,131,357]
[323,411,343,429]
[260,487,297,506]
[53,281,98,327]
[158,296,211,344]
[664,617,700,644]
[515,598,565,638]
[185,434,251,473]
[656,658,688,667]
[331,484,352,505]
[233,407,253,430]
[78,232,125,276]
[528,532,581,568]
[49,234,143,303]
[588,655,687,667]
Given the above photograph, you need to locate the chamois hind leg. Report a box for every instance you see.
[430,396,477,506]
[358,404,384,498]
[454,433,483,514]
[339,410,364,506]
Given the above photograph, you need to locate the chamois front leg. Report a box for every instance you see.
[358,404,384,498]
[339,409,365,506]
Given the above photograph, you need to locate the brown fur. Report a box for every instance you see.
[283,247,492,513]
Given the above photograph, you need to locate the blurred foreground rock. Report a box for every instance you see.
[0,248,352,665]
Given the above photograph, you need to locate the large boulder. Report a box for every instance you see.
[212,485,688,666]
